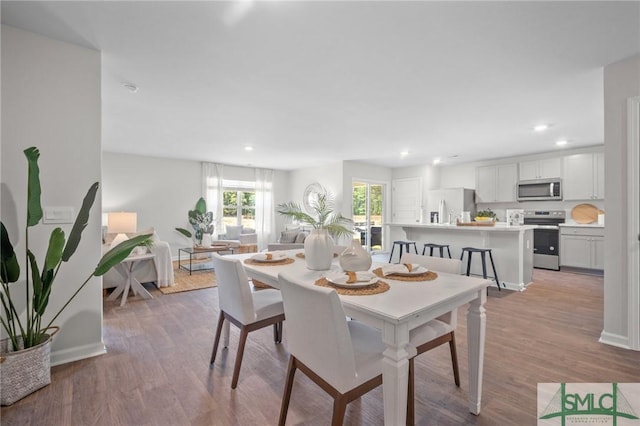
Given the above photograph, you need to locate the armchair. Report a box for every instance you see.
[214,225,258,252]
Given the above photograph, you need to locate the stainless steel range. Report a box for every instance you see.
[523,210,566,270]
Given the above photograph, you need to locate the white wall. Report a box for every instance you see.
[102,152,201,255]
[602,54,640,349]
[285,162,343,229]
[1,26,103,365]
[282,161,394,246]
[103,152,291,254]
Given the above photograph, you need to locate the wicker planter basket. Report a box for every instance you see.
[0,327,59,406]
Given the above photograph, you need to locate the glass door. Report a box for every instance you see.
[352,181,385,253]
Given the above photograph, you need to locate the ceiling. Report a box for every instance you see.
[2,1,639,170]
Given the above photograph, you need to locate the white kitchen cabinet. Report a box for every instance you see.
[563,152,605,200]
[560,226,604,270]
[519,158,562,180]
[476,163,517,203]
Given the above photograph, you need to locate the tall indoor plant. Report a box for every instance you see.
[175,197,214,246]
[277,188,353,270]
[0,147,150,405]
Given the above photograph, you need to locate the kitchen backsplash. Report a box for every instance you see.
[476,200,605,225]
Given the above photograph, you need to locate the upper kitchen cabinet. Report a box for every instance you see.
[518,158,562,180]
[476,163,517,203]
[563,152,605,200]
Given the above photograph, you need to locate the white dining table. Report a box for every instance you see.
[228,249,490,425]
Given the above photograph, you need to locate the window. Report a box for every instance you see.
[222,180,256,229]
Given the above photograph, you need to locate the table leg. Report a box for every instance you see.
[467,288,487,415]
[108,259,154,306]
[129,278,152,300]
[381,321,410,425]
[119,280,131,307]
[107,263,128,303]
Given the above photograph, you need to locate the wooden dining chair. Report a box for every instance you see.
[277,272,409,426]
[209,253,285,389]
[400,253,463,425]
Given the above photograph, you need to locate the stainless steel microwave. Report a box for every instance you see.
[517,178,562,201]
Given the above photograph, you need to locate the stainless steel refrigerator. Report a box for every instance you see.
[426,188,476,224]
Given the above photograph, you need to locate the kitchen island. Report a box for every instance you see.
[389,223,536,291]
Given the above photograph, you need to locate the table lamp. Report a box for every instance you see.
[108,212,137,250]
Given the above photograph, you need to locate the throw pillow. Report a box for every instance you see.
[294,232,308,244]
[225,225,243,239]
[279,230,299,243]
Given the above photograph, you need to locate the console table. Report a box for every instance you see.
[107,253,155,306]
[178,246,235,275]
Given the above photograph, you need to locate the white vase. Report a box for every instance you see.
[339,239,372,272]
[304,229,334,270]
[201,233,212,248]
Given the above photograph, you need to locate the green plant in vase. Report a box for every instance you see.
[0,147,150,350]
[0,147,150,404]
[277,188,353,270]
[277,191,353,239]
[175,197,214,246]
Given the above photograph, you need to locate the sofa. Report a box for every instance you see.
[103,228,175,289]
[214,225,258,253]
[267,228,309,251]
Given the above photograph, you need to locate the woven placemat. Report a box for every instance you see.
[244,257,295,266]
[295,252,338,259]
[314,277,390,295]
[372,267,438,282]
[251,279,274,290]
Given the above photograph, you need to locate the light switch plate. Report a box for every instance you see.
[43,206,75,224]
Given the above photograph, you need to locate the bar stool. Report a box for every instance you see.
[389,240,418,263]
[459,247,501,291]
[422,243,452,258]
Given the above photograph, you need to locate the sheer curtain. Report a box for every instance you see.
[202,162,224,238]
[255,168,274,250]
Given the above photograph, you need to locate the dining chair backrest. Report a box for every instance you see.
[211,254,256,324]
[400,253,463,275]
[278,272,359,392]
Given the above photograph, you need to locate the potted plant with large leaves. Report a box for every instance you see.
[277,187,353,270]
[175,197,214,247]
[0,147,150,405]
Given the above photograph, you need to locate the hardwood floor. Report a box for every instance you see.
[2,269,639,425]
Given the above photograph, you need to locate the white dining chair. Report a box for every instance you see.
[400,252,463,424]
[277,272,411,426]
[209,253,285,389]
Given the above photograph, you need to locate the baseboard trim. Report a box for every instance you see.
[599,330,632,350]
[50,341,107,366]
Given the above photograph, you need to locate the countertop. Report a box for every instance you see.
[559,223,605,228]
[388,223,536,232]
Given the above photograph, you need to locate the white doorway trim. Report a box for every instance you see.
[627,96,640,351]
[351,178,388,253]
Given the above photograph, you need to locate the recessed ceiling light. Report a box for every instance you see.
[555,139,568,146]
[433,157,442,165]
[400,150,409,157]
[244,146,254,151]
[534,124,549,132]
[122,83,138,93]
